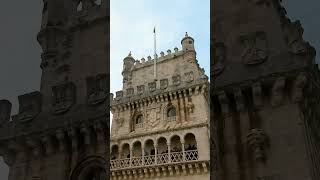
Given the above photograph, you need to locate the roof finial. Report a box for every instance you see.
[185,32,189,37]
[128,51,132,56]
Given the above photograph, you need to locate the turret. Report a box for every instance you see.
[0,100,12,126]
[122,52,135,83]
[181,32,195,51]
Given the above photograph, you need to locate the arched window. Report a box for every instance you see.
[136,115,143,124]
[167,107,176,121]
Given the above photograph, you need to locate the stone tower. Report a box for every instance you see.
[211,1,319,180]
[110,33,210,179]
[0,0,109,180]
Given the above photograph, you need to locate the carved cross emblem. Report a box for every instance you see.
[184,71,194,82]
[240,31,268,65]
[160,79,168,89]
[172,75,181,85]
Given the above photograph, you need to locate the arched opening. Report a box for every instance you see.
[184,133,197,151]
[170,135,183,162]
[157,137,169,164]
[121,143,130,159]
[132,141,142,157]
[131,114,144,132]
[110,145,119,160]
[132,141,142,166]
[144,139,155,156]
[167,106,176,121]
[70,156,107,180]
[184,133,198,161]
[144,139,155,165]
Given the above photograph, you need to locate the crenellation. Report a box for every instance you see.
[0,100,12,126]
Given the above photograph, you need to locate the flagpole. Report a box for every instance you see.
[153,27,157,80]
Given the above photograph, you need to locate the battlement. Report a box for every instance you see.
[132,47,189,70]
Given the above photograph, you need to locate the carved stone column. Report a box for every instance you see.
[247,128,269,178]
[68,127,78,168]
[26,139,42,180]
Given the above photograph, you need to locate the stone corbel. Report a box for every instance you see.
[121,171,127,179]
[127,170,132,179]
[155,167,161,177]
[161,166,167,177]
[55,129,66,152]
[252,82,263,109]
[202,162,208,173]
[181,164,187,175]
[234,88,245,112]
[132,169,138,179]
[26,138,42,158]
[271,77,286,107]
[195,163,201,174]
[188,164,194,175]
[80,125,91,146]
[292,72,308,102]
[217,91,230,115]
[41,136,53,156]
[68,128,78,152]
[138,169,143,179]
[143,168,149,178]
[168,166,173,176]
[175,165,180,175]
[246,128,269,162]
[149,168,154,178]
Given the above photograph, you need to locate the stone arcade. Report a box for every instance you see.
[0,0,109,180]
[211,1,320,180]
[110,33,210,180]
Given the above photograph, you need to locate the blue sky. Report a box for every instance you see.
[110,0,210,94]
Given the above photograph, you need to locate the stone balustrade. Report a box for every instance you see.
[110,150,198,170]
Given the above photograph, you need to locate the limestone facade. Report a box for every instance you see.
[0,1,109,180]
[211,1,320,180]
[110,33,210,180]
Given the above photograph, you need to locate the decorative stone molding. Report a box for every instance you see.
[217,91,229,115]
[111,161,209,180]
[252,82,263,109]
[240,31,268,65]
[212,42,226,76]
[187,100,195,113]
[16,91,42,122]
[283,20,308,55]
[246,128,269,162]
[271,77,286,107]
[292,73,308,102]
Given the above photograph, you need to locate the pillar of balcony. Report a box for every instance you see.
[141,144,145,166]
[181,140,186,162]
[155,145,158,164]
[167,143,171,163]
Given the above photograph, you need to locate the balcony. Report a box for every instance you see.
[110,150,198,170]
